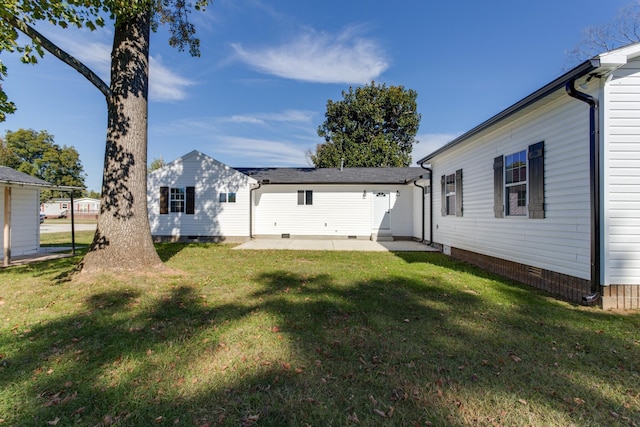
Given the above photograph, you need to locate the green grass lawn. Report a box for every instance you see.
[1,242,639,426]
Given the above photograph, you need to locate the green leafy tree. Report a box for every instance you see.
[0,1,208,274]
[0,136,19,167]
[311,81,421,168]
[148,156,165,172]
[83,189,101,199]
[2,128,85,199]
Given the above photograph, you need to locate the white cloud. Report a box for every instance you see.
[52,32,194,101]
[215,136,308,166]
[230,26,389,84]
[149,56,194,101]
[225,109,315,125]
[411,133,461,164]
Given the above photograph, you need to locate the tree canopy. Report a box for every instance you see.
[566,1,640,64]
[311,82,421,168]
[0,1,209,274]
[1,128,85,199]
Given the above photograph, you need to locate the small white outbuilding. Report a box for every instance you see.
[0,166,52,266]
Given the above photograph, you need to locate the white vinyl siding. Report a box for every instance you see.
[253,184,414,238]
[0,186,41,258]
[147,151,255,239]
[604,59,640,285]
[430,93,591,280]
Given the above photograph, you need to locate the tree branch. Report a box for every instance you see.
[5,13,111,99]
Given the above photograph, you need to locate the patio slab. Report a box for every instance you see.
[233,239,439,252]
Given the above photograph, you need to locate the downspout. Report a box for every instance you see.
[419,163,433,244]
[413,180,426,242]
[566,79,601,304]
[249,182,261,239]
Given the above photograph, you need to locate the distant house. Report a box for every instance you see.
[147,150,429,243]
[41,198,71,218]
[416,43,640,309]
[0,166,52,265]
[41,197,100,219]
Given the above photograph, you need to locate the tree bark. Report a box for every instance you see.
[80,10,164,274]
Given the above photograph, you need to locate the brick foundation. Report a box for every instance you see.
[601,285,640,310]
[449,247,592,304]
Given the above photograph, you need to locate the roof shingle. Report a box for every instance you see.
[235,167,426,184]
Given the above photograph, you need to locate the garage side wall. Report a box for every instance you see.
[253,184,414,239]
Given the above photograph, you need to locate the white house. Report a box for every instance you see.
[0,166,52,265]
[41,198,71,218]
[237,166,428,241]
[147,150,429,243]
[41,197,100,219]
[417,43,640,309]
[147,150,258,241]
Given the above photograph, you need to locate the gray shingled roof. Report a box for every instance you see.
[235,167,427,184]
[0,166,53,187]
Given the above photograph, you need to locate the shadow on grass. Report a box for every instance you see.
[1,249,639,426]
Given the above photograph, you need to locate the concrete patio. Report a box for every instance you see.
[233,239,439,252]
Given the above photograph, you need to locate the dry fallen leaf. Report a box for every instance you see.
[373,409,387,418]
[47,418,60,426]
[518,399,528,405]
[510,354,522,363]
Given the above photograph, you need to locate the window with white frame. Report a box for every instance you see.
[440,169,463,217]
[445,173,456,215]
[297,190,313,205]
[505,150,527,216]
[160,186,194,215]
[170,187,185,213]
[219,192,236,203]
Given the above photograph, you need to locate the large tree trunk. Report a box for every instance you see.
[80,10,164,274]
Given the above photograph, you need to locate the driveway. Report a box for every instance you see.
[40,222,97,234]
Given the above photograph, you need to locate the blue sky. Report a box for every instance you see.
[0,0,633,191]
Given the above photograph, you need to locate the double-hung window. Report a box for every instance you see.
[170,188,185,213]
[445,173,456,215]
[160,186,195,215]
[494,141,544,219]
[441,169,463,216]
[505,150,527,216]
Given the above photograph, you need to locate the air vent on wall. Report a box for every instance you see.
[528,266,542,278]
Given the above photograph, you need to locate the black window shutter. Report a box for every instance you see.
[186,186,195,214]
[160,186,169,214]
[493,156,504,218]
[455,169,463,217]
[528,141,545,219]
[440,175,446,216]
[305,190,313,205]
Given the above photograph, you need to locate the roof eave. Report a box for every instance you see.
[0,180,82,190]
[417,58,601,164]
